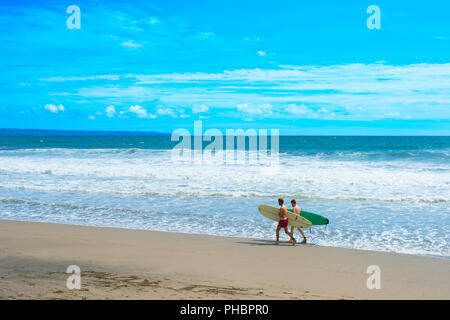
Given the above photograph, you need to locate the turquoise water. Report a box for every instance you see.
[0,130,449,258]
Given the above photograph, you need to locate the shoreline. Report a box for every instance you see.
[1,218,448,261]
[1,219,449,299]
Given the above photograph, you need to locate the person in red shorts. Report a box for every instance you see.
[274,198,296,245]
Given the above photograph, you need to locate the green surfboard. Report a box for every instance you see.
[288,209,329,226]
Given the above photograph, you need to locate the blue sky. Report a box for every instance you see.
[1,0,449,134]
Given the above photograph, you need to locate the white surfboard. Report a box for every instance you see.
[258,204,312,228]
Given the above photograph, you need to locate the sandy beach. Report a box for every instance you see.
[0,219,449,300]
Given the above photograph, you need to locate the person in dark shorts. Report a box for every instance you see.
[274,198,296,245]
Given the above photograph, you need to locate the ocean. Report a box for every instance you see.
[0,130,449,258]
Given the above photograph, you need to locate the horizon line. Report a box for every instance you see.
[0,128,448,137]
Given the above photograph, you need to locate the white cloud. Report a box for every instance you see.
[192,104,209,113]
[244,37,260,41]
[197,32,215,39]
[257,51,266,56]
[237,103,273,116]
[129,63,450,86]
[128,105,156,118]
[39,75,119,82]
[118,110,128,118]
[44,104,65,113]
[156,107,177,117]
[284,104,311,115]
[121,40,142,48]
[149,17,160,24]
[88,116,95,120]
[106,105,116,117]
[52,63,450,121]
[129,105,146,117]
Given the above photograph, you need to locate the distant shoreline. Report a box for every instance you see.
[0,128,448,137]
[0,128,171,136]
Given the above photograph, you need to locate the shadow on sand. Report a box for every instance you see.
[236,239,316,247]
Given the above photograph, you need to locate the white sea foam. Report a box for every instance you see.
[0,147,449,258]
[0,148,448,203]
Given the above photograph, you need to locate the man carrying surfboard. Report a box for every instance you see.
[289,199,307,244]
[275,198,296,245]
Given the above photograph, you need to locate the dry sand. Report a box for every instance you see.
[0,219,448,300]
